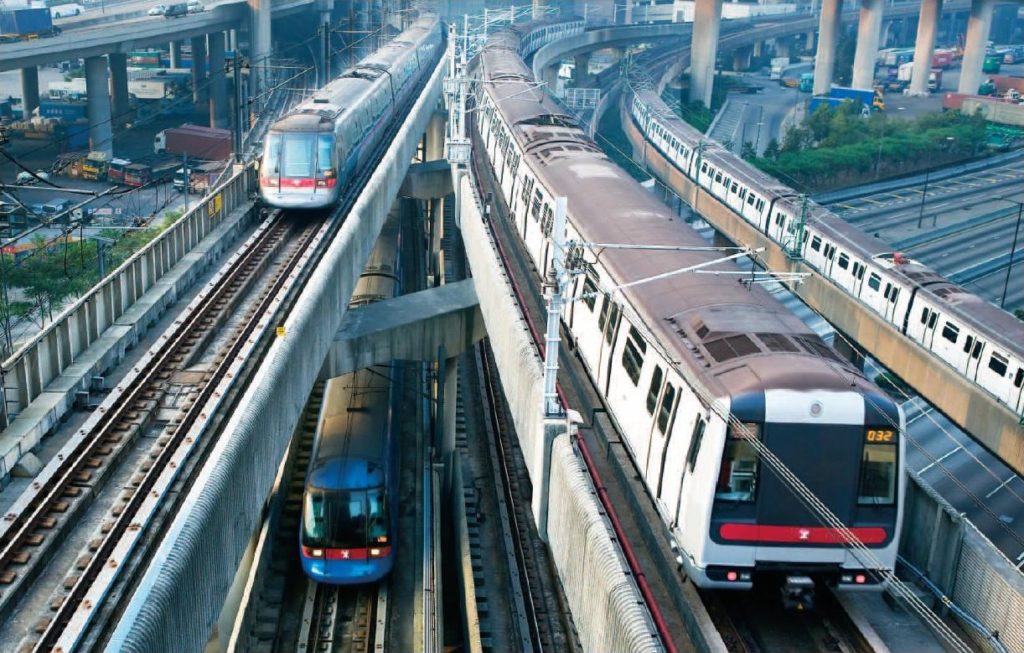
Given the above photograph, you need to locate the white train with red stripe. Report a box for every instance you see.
[476,23,905,608]
[259,15,442,209]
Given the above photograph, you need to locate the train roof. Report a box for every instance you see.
[481,39,880,402]
[271,14,439,134]
[634,88,1024,361]
[307,369,390,490]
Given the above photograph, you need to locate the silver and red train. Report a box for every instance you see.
[476,23,905,608]
[259,14,442,209]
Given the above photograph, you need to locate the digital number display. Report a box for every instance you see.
[866,429,896,443]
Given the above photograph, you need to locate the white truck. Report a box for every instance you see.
[769,57,788,81]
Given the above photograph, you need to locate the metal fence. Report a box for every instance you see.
[1,164,255,430]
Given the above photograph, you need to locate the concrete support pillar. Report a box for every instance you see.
[20,66,39,118]
[425,111,445,161]
[852,0,883,89]
[753,39,764,58]
[169,41,181,68]
[910,0,942,95]
[813,0,842,95]
[775,37,791,59]
[248,0,272,101]
[574,53,591,86]
[732,47,752,72]
[958,0,995,95]
[108,53,131,128]
[543,65,559,96]
[532,0,547,19]
[191,35,208,106]
[228,29,237,52]
[624,0,633,24]
[805,30,815,52]
[689,0,723,107]
[84,56,113,156]
[208,33,229,128]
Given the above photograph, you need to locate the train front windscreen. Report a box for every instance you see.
[262,132,336,189]
[301,486,390,554]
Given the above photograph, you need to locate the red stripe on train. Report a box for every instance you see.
[301,546,392,560]
[719,524,888,545]
[260,177,337,188]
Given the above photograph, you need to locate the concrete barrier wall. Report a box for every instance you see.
[547,434,662,653]
[104,58,448,653]
[458,172,661,652]
[0,166,255,476]
[901,476,1024,653]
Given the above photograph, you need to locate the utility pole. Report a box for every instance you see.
[916,170,930,229]
[232,57,243,162]
[786,194,808,260]
[542,197,568,418]
[1002,200,1022,309]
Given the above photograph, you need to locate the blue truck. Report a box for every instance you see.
[809,86,885,115]
[0,7,60,42]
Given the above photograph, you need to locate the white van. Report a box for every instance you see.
[49,3,86,17]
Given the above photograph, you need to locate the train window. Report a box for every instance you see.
[920,307,930,324]
[605,302,621,345]
[883,283,892,299]
[988,353,1008,376]
[598,294,611,331]
[856,263,865,279]
[963,335,974,354]
[826,245,836,260]
[701,162,708,174]
[1015,368,1023,388]
[646,366,663,414]
[714,171,722,184]
[316,136,333,176]
[756,199,765,211]
[582,277,598,311]
[731,182,738,194]
[774,213,784,226]
[621,335,645,386]
[942,322,959,343]
[531,190,543,220]
[685,419,706,472]
[657,384,676,434]
[811,235,821,252]
[838,253,849,270]
[746,195,755,206]
[972,340,983,359]
[858,437,897,505]
[739,189,747,200]
[868,273,881,291]
[715,422,760,502]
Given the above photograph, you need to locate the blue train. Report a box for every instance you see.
[300,219,402,584]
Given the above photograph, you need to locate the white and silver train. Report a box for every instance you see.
[259,15,442,209]
[628,90,1024,419]
[476,25,906,607]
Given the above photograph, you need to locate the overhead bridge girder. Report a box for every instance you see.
[400,160,454,200]
[325,280,485,377]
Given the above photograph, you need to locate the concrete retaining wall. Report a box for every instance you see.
[0,166,255,481]
[458,171,661,652]
[104,57,448,653]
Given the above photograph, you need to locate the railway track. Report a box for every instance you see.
[474,344,578,653]
[703,587,875,653]
[0,211,323,651]
[298,581,386,653]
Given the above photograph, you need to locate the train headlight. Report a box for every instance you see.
[302,546,324,558]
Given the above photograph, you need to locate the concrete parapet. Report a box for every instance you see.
[0,170,255,481]
[547,434,662,652]
[401,160,454,200]
[104,57,447,653]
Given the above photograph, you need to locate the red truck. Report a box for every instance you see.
[931,49,954,69]
[153,124,231,161]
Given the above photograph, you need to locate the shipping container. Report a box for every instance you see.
[39,100,88,120]
[0,7,56,40]
[155,124,231,160]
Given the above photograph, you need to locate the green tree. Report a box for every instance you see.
[740,141,757,160]
[763,138,780,160]
[1015,309,1024,321]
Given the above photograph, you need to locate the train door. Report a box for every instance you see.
[755,423,859,559]
[1013,366,1024,415]
[962,335,984,379]
[918,306,939,348]
[882,282,899,322]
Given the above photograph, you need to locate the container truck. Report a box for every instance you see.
[932,49,954,69]
[154,125,231,160]
[173,161,227,192]
[827,86,884,111]
[769,57,788,80]
[0,7,60,42]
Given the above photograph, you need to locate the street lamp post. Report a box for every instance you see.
[1001,200,1023,309]
[917,170,930,229]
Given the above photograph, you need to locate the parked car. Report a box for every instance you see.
[186,0,204,12]
[14,170,51,185]
[148,4,168,15]
[163,3,188,17]
[50,3,85,18]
